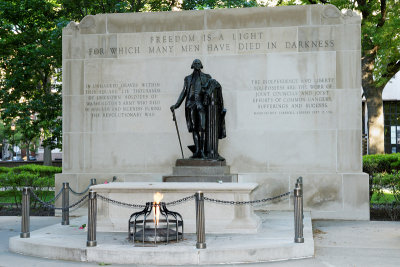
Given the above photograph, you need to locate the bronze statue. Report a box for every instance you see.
[170,59,226,160]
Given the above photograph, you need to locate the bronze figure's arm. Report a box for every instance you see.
[171,78,188,111]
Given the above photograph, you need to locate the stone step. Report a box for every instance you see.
[162,174,237,183]
[9,211,314,265]
[175,159,226,166]
[172,166,230,176]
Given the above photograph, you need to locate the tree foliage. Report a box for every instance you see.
[60,0,180,20]
[0,0,65,163]
[181,0,260,10]
[59,0,261,18]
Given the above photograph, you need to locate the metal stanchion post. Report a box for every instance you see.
[294,176,304,243]
[20,187,30,238]
[87,190,97,247]
[62,182,70,225]
[195,191,206,249]
[90,178,97,186]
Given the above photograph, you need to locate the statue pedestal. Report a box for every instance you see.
[163,159,238,183]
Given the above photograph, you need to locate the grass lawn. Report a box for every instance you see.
[0,190,55,204]
[371,192,396,204]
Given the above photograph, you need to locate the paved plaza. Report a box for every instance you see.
[1,215,399,266]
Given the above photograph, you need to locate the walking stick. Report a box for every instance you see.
[172,109,185,159]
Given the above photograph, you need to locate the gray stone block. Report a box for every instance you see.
[172,166,230,176]
[163,174,237,183]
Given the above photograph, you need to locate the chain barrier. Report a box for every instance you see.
[203,190,292,205]
[97,194,196,209]
[165,194,195,206]
[67,194,89,209]
[83,189,290,210]
[30,189,291,210]
[69,184,91,196]
[97,194,146,209]
[31,187,64,205]
[30,189,89,210]
[97,191,289,208]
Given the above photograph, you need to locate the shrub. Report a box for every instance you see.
[363,153,400,175]
[371,192,395,204]
[0,165,61,208]
[0,167,9,174]
[369,170,400,220]
[372,171,400,204]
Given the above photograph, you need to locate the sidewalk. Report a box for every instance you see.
[1,216,400,266]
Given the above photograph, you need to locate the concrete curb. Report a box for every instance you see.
[9,211,313,265]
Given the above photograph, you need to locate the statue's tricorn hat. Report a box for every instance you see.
[191,59,203,69]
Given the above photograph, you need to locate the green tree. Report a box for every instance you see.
[181,0,260,10]
[289,0,400,154]
[0,0,65,165]
[60,0,179,20]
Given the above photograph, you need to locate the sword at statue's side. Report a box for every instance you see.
[172,109,185,159]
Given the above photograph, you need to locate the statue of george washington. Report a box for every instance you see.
[170,59,226,160]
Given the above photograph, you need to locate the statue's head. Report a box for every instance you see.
[191,59,203,70]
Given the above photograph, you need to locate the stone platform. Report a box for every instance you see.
[9,211,314,265]
[163,159,238,183]
[93,182,259,233]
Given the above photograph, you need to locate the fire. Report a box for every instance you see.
[153,192,164,225]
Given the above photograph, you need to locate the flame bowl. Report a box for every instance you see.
[128,202,184,244]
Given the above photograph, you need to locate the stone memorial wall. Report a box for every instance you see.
[59,5,369,219]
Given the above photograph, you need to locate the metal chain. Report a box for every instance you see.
[67,194,89,209]
[31,187,64,204]
[51,187,64,202]
[97,194,195,209]
[69,184,91,195]
[30,189,59,209]
[165,194,195,206]
[97,194,146,209]
[203,191,292,205]
[30,189,89,210]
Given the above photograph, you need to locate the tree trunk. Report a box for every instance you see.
[43,145,52,166]
[365,87,384,154]
[362,41,385,154]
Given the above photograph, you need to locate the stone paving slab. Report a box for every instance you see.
[8,211,313,265]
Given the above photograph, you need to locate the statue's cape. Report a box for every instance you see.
[207,80,226,139]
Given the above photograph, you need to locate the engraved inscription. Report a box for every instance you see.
[86,28,335,57]
[251,77,335,116]
[84,81,162,119]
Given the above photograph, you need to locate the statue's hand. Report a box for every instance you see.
[170,105,176,112]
